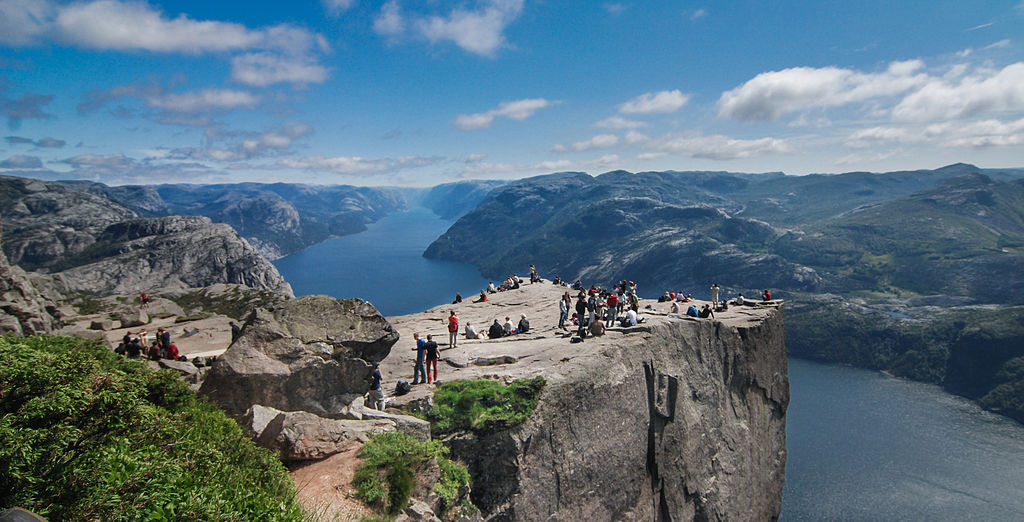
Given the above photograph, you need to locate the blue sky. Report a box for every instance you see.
[1,0,1022,186]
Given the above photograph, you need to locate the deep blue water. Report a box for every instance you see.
[781,358,1024,520]
[273,207,489,316]
[275,208,1024,520]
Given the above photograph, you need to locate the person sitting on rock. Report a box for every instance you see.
[762,289,772,301]
[165,343,179,360]
[589,316,606,337]
[465,321,480,339]
[503,316,515,336]
[698,304,715,319]
[736,293,745,306]
[487,282,498,293]
[571,279,583,290]
[488,319,504,339]
[475,290,488,303]
[625,308,639,327]
[516,313,530,334]
[670,301,680,314]
[686,304,699,317]
[453,292,462,304]
[126,338,143,358]
[658,291,671,302]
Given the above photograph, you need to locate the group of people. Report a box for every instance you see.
[114,327,177,360]
[558,280,645,340]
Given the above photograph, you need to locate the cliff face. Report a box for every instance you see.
[52,216,293,296]
[1,175,293,296]
[382,283,788,520]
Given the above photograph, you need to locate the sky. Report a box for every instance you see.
[0,0,1022,187]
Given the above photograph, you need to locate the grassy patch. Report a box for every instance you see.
[0,335,305,521]
[427,377,545,436]
[353,432,471,517]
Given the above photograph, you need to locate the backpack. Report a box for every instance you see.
[395,380,412,396]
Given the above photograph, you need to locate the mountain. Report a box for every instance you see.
[1,175,292,296]
[66,181,409,259]
[423,164,1024,421]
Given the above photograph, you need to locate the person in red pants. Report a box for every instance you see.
[424,334,440,384]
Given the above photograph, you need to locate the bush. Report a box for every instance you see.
[353,432,471,516]
[0,335,305,521]
[427,377,545,436]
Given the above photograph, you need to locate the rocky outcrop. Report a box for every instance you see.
[0,247,63,335]
[200,295,399,419]
[246,406,398,461]
[50,216,293,296]
[381,283,788,521]
[1,175,295,296]
[454,311,787,520]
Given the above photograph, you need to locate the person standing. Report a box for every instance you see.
[575,293,588,338]
[558,292,570,330]
[447,311,459,348]
[229,321,241,342]
[411,333,426,385]
[424,334,440,384]
[369,364,385,410]
[157,327,170,353]
[710,284,720,307]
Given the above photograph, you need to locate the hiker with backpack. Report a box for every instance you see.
[448,311,459,348]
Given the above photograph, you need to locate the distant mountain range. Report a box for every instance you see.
[423,163,1024,422]
[3,165,1023,423]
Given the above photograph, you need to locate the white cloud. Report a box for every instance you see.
[231,53,329,87]
[61,153,135,169]
[260,154,441,175]
[454,98,557,130]
[593,116,648,129]
[624,130,648,144]
[323,0,357,15]
[0,0,55,46]
[147,89,259,113]
[375,0,523,56]
[0,154,44,169]
[54,1,262,53]
[846,117,1024,149]
[618,90,690,114]
[646,132,792,160]
[892,62,1024,122]
[571,134,619,152]
[717,60,927,121]
[690,8,707,21]
[373,1,404,36]
[603,3,627,15]
[1,0,331,86]
[417,0,524,56]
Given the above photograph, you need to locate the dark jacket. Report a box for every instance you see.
[488,321,504,339]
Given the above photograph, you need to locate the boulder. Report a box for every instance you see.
[157,358,200,378]
[89,319,113,331]
[255,409,396,461]
[348,396,431,441]
[242,404,285,438]
[200,295,400,419]
[117,308,149,328]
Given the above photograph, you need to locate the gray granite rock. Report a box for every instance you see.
[199,295,400,419]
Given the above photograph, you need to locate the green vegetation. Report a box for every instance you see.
[427,377,545,436]
[0,335,305,521]
[353,432,471,517]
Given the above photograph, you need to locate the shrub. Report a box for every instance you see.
[427,377,545,436]
[0,335,305,521]
[353,432,471,516]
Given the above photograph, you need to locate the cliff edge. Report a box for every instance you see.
[382,283,788,521]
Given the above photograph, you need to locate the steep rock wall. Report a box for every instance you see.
[447,306,788,521]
